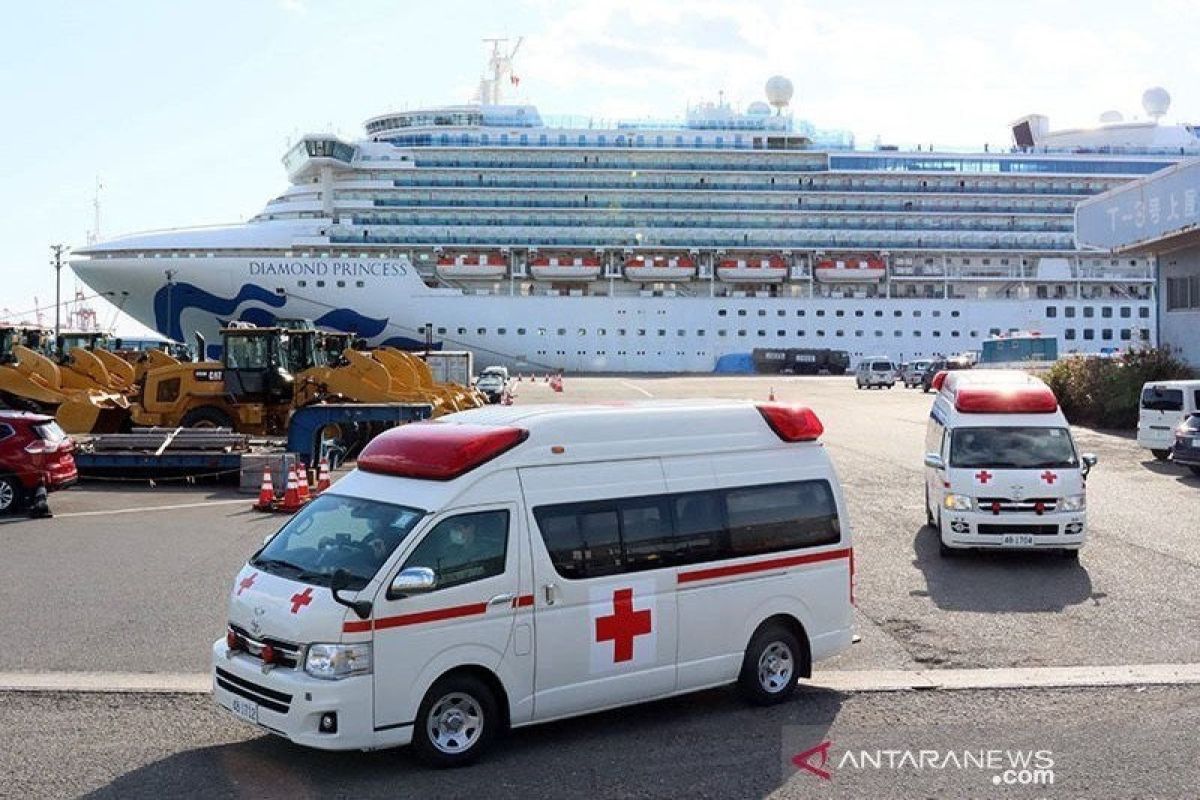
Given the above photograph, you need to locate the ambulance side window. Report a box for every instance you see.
[925,418,944,456]
[535,506,624,579]
[401,510,509,591]
[725,482,839,554]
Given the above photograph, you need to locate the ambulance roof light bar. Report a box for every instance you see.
[952,384,1059,414]
[757,403,825,442]
[359,423,529,481]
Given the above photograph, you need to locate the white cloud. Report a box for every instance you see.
[277,0,306,14]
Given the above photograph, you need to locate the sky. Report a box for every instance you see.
[1,0,1197,334]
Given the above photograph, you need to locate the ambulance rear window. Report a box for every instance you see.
[871,361,892,371]
[1141,387,1183,411]
[949,427,1078,470]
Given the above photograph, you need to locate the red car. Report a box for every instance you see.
[0,411,78,513]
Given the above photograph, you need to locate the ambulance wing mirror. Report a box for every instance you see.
[389,567,437,599]
[923,453,946,470]
[1081,453,1098,476]
[330,568,373,620]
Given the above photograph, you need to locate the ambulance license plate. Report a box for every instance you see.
[230,697,259,725]
[1002,534,1035,547]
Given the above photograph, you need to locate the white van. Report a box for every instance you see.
[855,357,896,389]
[923,370,1097,559]
[213,402,855,765]
[1136,380,1200,460]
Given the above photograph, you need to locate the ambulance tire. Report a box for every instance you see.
[924,486,934,527]
[1151,449,1171,461]
[1060,548,1080,561]
[411,673,499,768]
[1190,465,1200,476]
[738,623,805,706]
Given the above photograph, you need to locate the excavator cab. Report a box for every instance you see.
[56,331,111,361]
[222,326,294,404]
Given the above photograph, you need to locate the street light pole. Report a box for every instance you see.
[50,244,68,342]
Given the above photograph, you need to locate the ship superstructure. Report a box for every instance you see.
[72,44,1198,372]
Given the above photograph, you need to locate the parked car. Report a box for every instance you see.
[475,373,507,404]
[1170,412,1200,475]
[1136,380,1200,461]
[920,358,973,393]
[903,360,932,388]
[855,358,896,389]
[0,411,77,514]
[479,365,510,382]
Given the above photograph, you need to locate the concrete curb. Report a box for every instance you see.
[3,664,1200,696]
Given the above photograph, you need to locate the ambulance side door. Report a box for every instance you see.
[518,460,679,721]
[925,409,949,517]
[370,501,522,732]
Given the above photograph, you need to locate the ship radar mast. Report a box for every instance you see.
[475,36,523,106]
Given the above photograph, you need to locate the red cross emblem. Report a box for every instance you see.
[975,470,993,484]
[236,572,257,596]
[595,588,652,663]
[289,587,314,614]
[1041,470,1058,485]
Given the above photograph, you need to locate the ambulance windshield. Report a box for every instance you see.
[251,494,425,590]
[949,427,1078,469]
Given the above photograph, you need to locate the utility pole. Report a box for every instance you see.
[50,244,68,342]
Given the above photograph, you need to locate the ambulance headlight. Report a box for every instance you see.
[304,643,373,679]
[1058,494,1086,512]
[943,493,973,511]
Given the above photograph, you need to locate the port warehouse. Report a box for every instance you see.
[1076,157,1200,366]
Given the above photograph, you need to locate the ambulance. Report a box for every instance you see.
[923,370,1097,559]
[213,401,855,766]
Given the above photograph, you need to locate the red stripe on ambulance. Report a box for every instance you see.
[675,547,853,585]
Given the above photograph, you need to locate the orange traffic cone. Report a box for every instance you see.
[316,458,331,493]
[278,466,303,513]
[501,389,514,405]
[768,386,776,401]
[297,462,311,503]
[254,467,275,511]
[516,373,523,382]
[544,373,550,383]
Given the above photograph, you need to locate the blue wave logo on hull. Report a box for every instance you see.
[152,281,411,346]
[154,282,285,341]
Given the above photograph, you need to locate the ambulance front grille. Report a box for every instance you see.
[977,497,1059,514]
[215,667,292,715]
[976,523,1060,536]
[229,624,302,669]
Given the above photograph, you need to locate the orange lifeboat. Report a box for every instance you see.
[529,254,603,281]
[716,254,789,283]
[813,255,887,283]
[436,251,508,280]
[624,255,697,281]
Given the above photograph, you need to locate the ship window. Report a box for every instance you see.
[658,330,667,337]
[437,327,447,335]
[738,330,747,337]
[913,330,922,337]
[1083,307,1095,318]
[950,310,960,318]
[1046,307,1057,318]
[298,280,307,287]
[618,329,627,336]
[894,310,902,317]
[578,328,586,336]
[932,310,941,318]
[874,310,883,317]
[1102,307,1113,318]
[557,328,566,335]
[796,310,805,317]
[458,327,467,335]
[913,310,922,318]
[1120,329,1132,340]
[718,330,727,337]
[854,331,863,337]
[932,331,941,337]
[1065,307,1076,318]
[718,309,728,316]
[1083,329,1095,340]
[317,280,326,288]
[478,328,487,335]
[758,309,766,316]
[537,328,547,336]
[1120,307,1131,318]
[336,281,345,288]
[816,330,825,337]
[498,328,507,335]
[738,309,747,316]
[777,310,786,317]
[637,329,646,336]
[951,331,960,337]
[1102,329,1113,340]
[854,310,864,317]
[697,329,705,336]
[677,329,686,336]
[894,331,902,337]
[356,281,364,288]
[757,331,766,337]
[836,310,845,318]
[1139,306,1151,318]
[796,330,805,336]
[597,328,606,335]
[816,310,825,317]
[777,329,786,337]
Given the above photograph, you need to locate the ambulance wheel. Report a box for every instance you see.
[739,624,804,705]
[1190,465,1200,476]
[179,406,235,430]
[412,673,499,768]
[1151,449,1171,461]
[938,540,958,558]
[0,476,23,515]
[924,486,934,527]
[1060,548,1080,561]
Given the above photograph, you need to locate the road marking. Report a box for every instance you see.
[0,498,252,524]
[4,664,1200,695]
[619,381,654,398]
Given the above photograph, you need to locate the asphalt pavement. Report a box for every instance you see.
[3,685,1196,799]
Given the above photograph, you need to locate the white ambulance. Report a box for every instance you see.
[923,370,1097,559]
[213,402,855,766]
[1136,380,1200,460]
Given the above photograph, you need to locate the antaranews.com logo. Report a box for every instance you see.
[790,739,1056,788]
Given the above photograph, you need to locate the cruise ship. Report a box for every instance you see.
[72,42,1200,373]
